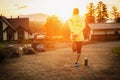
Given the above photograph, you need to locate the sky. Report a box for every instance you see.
[0,0,120,21]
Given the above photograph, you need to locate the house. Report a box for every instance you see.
[88,23,120,41]
[0,16,15,42]
[0,16,32,42]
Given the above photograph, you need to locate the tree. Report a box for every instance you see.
[95,1,108,23]
[29,21,44,32]
[110,6,120,23]
[62,21,70,39]
[44,15,63,36]
[116,16,120,23]
[86,2,95,23]
[111,6,119,19]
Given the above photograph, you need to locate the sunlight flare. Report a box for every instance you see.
[0,0,120,21]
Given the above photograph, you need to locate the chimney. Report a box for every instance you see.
[18,16,20,19]
[10,16,12,19]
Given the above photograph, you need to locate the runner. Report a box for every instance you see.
[68,8,85,67]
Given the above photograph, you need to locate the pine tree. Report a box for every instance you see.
[111,6,120,23]
[86,2,95,23]
[95,1,108,23]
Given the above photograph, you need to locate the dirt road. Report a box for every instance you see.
[0,41,120,80]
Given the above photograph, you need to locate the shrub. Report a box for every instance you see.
[116,17,120,23]
[22,39,32,44]
[112,46,120,55]
[0,45,6,62]
[0,45,6,50]
[0,46,20,62]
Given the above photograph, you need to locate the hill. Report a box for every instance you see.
[20,13,49,23]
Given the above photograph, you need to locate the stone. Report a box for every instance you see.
[23,47,36,55]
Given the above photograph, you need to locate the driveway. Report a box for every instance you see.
[0,41,120,80]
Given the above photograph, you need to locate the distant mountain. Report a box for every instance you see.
[20,13,49,23]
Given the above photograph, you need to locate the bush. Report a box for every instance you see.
[112,46,120,55]
[22,39,32,44]
[0,46,20,62]
[116,17,120,23]
[0,45,6,50]
[0,45,6,62]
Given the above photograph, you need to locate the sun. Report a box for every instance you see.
[50,1,88,22]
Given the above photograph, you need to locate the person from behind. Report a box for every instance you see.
[68,8,85,67]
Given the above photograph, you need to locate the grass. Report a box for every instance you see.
[112,46,120,55]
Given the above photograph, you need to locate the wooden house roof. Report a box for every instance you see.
[0,16,15,31]
[7,18,32,33]
[88,23,120,30]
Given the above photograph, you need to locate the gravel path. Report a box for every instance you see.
[0,41,120,80]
